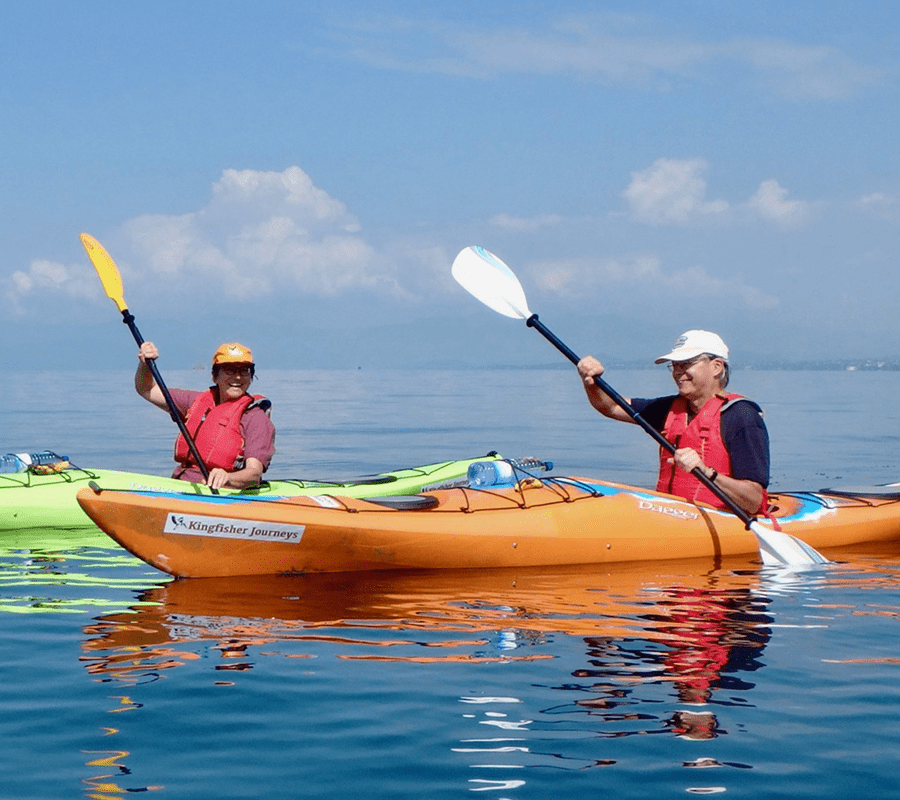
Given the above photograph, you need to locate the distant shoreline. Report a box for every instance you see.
[15,360,900,373]
[422,359,900,372]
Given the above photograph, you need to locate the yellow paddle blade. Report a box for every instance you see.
[80,233,128,313]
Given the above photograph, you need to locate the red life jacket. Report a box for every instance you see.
[656,393,767,513]
[174,389,269,471]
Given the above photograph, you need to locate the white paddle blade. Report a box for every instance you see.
[751,521,830,567]
[451,246,533,320]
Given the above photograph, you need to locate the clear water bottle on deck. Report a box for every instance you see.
[467,460,515,488]
[0,451,68,473]
[27,450,67,466]
[0,454,28,473]
[467,458,553,488]
[508,457,553,474]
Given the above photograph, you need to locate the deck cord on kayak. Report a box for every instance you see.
[452,463,582,510]
[452,474,597,512]
[543,476,605,499]
[0,460,99,488]
[792,490,900,510]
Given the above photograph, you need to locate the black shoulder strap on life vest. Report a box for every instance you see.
[720,396,763,418]
[247,396,272,414]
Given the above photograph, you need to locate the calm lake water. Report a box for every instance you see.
[3,368,900,799]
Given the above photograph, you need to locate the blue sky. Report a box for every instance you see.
[4,1,899,369]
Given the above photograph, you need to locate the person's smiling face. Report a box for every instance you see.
[669,354,724,407]
[213,363,253,402]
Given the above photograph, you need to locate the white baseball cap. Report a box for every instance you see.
[654,330,729,364]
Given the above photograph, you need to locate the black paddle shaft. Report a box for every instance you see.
[121,310,215,488]
[525,313,755,528]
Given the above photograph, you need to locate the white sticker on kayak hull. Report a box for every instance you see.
[164,513,305,543]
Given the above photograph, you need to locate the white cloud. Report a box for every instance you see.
[857,192,900,221]
[120,166,390,299]
[490,212,564,231]
[734,39,881,101]
[530,252,778,311]
[624,158,812,229]
[624,158,729,225]
[7,258,98,311]
[329,14,880,100]
[208,167,358,230]
[5,166,408,312]
[745,179,810,228]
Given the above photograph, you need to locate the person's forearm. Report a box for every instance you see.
[207,458,264,490]
[223,468,263,489]
[134,361,157,398]
[705,469,764,516]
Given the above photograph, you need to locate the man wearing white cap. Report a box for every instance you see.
[576,330,769,516]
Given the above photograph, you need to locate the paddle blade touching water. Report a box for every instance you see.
[452,245,829,569]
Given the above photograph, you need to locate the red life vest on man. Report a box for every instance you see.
[173,389,269,471]
[656,393,767,513]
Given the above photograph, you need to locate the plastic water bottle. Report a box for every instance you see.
[0,454,28,473]
[467,460,516,488]
[0,451,68,473]
[508,457,553,473]
[27,450,67,466]
[466,458,554,488]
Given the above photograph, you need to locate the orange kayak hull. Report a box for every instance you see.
[76,477,900,578]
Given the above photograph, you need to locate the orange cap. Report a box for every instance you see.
[212,343,254,366]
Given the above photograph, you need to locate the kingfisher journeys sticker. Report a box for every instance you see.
[164,513,305,543]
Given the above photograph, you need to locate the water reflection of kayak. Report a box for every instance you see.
[79,562,775,744]
[0,452,501,532]
[77,474,900,577]
[80,560,765,665]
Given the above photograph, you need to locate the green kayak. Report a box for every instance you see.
[0,451,502,532]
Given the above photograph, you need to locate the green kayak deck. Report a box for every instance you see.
[0,452,501,532]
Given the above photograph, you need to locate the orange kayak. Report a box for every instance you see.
[75,475,900,578]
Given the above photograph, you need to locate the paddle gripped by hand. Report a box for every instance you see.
[80,233,216,492]
[451,245,829,568]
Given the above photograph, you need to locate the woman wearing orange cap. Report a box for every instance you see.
[135,341,276,490]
